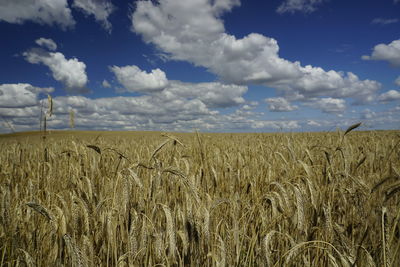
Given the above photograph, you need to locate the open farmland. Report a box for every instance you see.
[0,129,399,266]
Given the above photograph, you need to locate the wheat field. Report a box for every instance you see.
[0,129,399,266]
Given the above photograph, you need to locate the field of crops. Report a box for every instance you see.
[0,129,399,266]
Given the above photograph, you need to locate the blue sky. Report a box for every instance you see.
[0,0,399,133]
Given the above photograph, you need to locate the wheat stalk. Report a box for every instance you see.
[161,204,176,259]
[26,202,53,221]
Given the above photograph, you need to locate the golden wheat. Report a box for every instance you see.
[0,130,399,266]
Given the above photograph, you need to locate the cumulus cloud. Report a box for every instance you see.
[284,67,380,104]
[72,0,115,32]
[23,46,88,93]
[52,94,211,120]
[307,120,321,127]
[276,0,326,14]
[3,93,214,131]
[164,81,247,108]
[110,65,168,93]
[364,106,400,130]
[360,109,376,119]
[395,76,400,86]
[0,106,41,121]
[58,93,295,131]
[378,90,400,102]
[0,0,116,31]
[301,107,400,131]
[0,81,296,133]
[251,120,300,130]
[3,86,398,133]
[110,64,247,108]
[35,38,57,51]
[265,97,298,111]
[305,98,346,114]
[371,18,399,25]
[362,39,400,67]
[0,83,53,108]
[241,104,253,111]
[102,80,111,88]
[131,0,380,104]
[0,0,75,29]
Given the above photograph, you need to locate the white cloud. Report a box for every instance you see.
[371,18,399,25]
[52,95,211,119]
[0,0,117,31]
[305,98,346,113]
[102,80,111,88]
[307,120,321,127]
[378,90,400,102]
[3,87,399,133]
[360,109,376,119]
[234,107,256,117]
[209,33,302,85]
[110,64,247,108]
[131,0,380,104]
[301,107,400,131]
[0,0,75,29]
[0,83,53,108]
[72,0,115,32]
[110,65,168,93]
[276,0,326,14]
[251,120,300,130]
[24,48,88,93]
[0,81,294,133]
[19,94,214,131]
[211,0,241,14]
[361,106,400,130]
[265,97,298,111]
[35,38,57,51]
[164,81,247,108]
[284,67,380,104]
[0,106,41,119]
[241,104,253,111]
[249,101,259,106]
[362,39,400,67]
[395,76,400,86]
